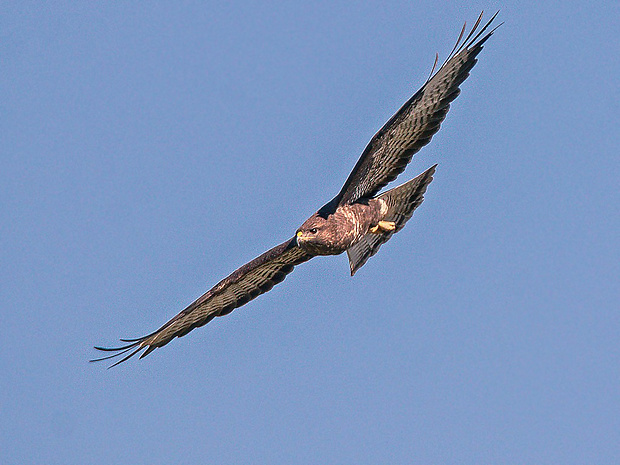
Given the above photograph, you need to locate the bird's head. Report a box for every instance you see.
[296,216,324,242]
[296,215,337,255]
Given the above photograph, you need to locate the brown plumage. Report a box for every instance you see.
[93,12,500,367]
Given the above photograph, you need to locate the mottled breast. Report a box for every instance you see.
[297,199,384,256]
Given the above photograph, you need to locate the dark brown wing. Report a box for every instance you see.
[92,237,312,367]
[332,11,500,207]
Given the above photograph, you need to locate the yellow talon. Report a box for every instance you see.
[380,221,396,231]
[370,221,396,234]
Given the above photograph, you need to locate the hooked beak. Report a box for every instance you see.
[296,230,305,246]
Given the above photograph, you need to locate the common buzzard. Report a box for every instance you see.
[93,12,500,366]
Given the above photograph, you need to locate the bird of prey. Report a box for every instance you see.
[93,12,500,367]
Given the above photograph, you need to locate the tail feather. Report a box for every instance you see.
[347,164,437,275]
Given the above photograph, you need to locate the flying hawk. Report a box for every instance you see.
[93,12,500,366]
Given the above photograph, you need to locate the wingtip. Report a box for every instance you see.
[90,339,146,367]
[466,10,502,50]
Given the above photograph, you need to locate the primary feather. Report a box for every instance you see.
[331,11,500,208]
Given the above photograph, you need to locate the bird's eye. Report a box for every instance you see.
[309,228,318,234]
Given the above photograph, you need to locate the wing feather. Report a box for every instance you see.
[92,237,312,367]
[332,11,500,207]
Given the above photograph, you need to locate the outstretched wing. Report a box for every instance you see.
[92,238,312,367]
[333,11,500,207]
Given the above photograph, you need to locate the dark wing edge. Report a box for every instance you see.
[91,238,313,367]
[331,11,501,208]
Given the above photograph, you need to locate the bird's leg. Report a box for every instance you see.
[369,220,396,234]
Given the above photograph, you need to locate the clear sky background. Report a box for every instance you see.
[2,1,619,464]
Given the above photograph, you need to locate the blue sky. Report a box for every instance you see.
[2,1,619,464]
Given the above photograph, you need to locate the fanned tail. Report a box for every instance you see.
[347,165,436,275]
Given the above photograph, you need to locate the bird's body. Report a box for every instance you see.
[93,12,501,367]
[297,199,386,256]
